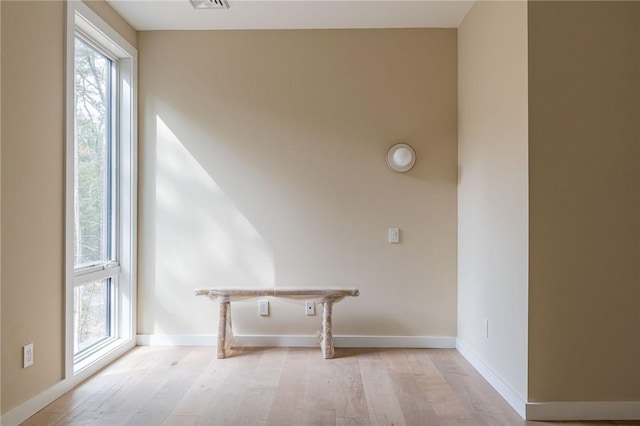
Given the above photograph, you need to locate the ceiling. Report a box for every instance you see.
[106,0,475,31]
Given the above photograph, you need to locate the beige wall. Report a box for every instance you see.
[528,1,640,402]
[1,1,65,412]
[137,29,458,338]
[457,1,529,401]
[0,0,136,414]
[0,0,3,415]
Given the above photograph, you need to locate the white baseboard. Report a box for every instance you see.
[456,339,526,419]
[1,340,135,426]
[0,377,74,426]
[136,334,457,349]
[136,334,218,346]
[526,401,640,421]
[456,339,640,421]
[336,335,456,348]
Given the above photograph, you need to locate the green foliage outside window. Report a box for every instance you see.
[73,37,113,355]
[74,37,112,268]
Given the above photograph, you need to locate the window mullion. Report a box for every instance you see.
[73,266,121,287]
[111,60,119,264]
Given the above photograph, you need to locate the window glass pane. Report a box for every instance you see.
[74,37,113,268]
[74,278,112,354]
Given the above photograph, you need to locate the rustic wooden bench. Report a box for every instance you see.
[194,287,360,359]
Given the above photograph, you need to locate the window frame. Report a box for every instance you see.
[65,0,137,379]
[72,34,118,361]
[72,33,117,273]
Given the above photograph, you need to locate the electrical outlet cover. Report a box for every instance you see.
[23,343,34,368]
[259,300,269,316]
[388,227,400,243]
[305,301,315,316]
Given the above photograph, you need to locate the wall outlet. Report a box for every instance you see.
[482,319,489,339]
[23,343,34,368]
[259,300,269,316]
[388,227,400,244]
[305,301,315,316]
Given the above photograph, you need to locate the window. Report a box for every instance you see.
[73,36,116,361]
[66,1,137,376]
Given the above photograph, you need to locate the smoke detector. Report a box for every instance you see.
[190,0,229,9]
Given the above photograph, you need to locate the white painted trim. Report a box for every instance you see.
[456,339,526,419]
[1,341,134,426]
[1,378,74,426]
[64,0,76,381]
[456,339,640,421]
[65,0,137,378]
[137,334,218,346]
[526,401,640,421]
[336,335,456,348]
[136,334,457,348]
[72,1,135,58]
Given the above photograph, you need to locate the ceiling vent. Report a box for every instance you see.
[190,0,229,9]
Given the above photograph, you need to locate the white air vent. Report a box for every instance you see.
[190,0,229,9]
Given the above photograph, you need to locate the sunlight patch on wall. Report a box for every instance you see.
[153,116,274,333]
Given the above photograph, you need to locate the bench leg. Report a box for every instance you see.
[321,300,334,359]
[217,300,229,359]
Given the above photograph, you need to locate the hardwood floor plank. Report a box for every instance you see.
[196,348,263,425]
[403,348,447,383]
[227,347,288,426]
[54,347,186,425]
[94,347,198,425]
[379,349,413,375]
[430,350,524,425]
[359,358,407,426]
[126,347,215,425]
[336,417,372,426]
[303,353,336,426]
[388,370,440,425]
[42,346,160,415]
[420,382,471,420]
[334,354,369,419]
[264,348,311,426]
[160,415,200,426]
[169,350,235,417]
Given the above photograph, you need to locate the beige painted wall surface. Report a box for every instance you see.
[0,0,136,415]
[457,1,529,400]
[1,1,65,413]
[138,29,458,338]
[528,1,640,402]
[0,0,3,415]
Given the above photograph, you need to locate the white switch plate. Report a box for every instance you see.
[259,300,269,316]
[305,301,315,316]
[482,319,489,339]
[23,343,34,368]
[388,227,400,243]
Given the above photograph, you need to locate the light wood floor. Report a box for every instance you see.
[23,346,639,426]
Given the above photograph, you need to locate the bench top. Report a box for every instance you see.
[194,287,359,299]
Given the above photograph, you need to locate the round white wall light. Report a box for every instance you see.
[386,143,416,173]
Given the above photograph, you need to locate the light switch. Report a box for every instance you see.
[259,300,269,316]
[388,227,400,243]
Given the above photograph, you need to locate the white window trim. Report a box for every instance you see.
[65,0,137,380]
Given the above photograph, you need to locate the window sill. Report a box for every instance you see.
[74,337,133,375]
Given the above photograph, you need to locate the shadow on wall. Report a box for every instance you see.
[146,116,275,334]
